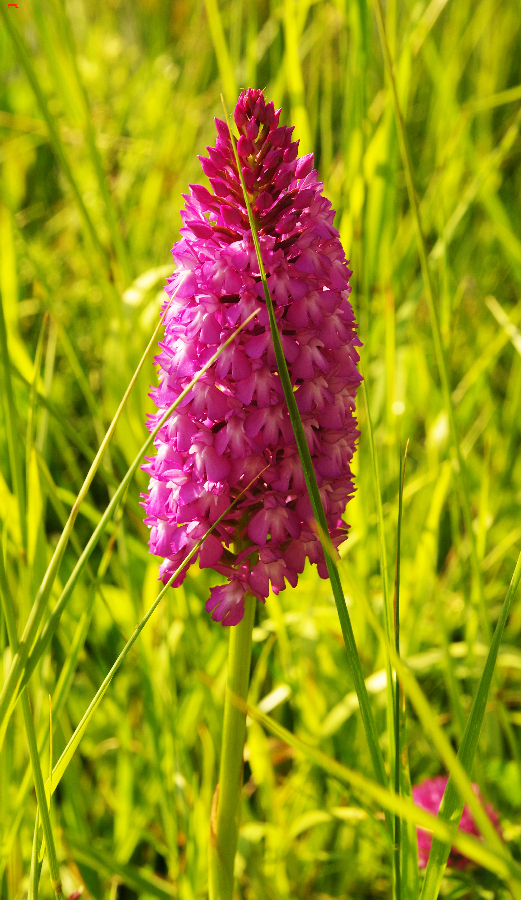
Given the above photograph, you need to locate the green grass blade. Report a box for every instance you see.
[221,97,392,834]
[46,466,266,798]
[11,363,100,468]
[347,552,521,897]
[361,369,396,811]
[430,107,521,266]
[399,704,419,900]
[25,314,47,516]
[451,320,517,407]
[361,371,393,644]
[65,838,176,900]
[3,568,104,868]
[0,295,258,747]
[282,0,312,154]
[25,315,47,581]
[354,568,511,845]
[0,548,63,900]
[36,308,58,461]
[11,362,143,515]
[0,281,183,743]
[215,688,521,884]
[393,442,408,900]
[0,261,27,554]
[54,0,133,287]
[370,8,521,895]
[21,307,260,685]
[35,449,108,578]
[28,816,42,900]
[0,5,114,286]
[204,0,237,106]
[57,322,106,444]
[393,441,419,900]
[486,295,521,358]
[420,549,521,900]
[372,0,491,645]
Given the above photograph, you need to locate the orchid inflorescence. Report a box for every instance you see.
[143,88,361,626]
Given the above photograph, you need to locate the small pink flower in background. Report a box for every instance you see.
[143,88,362,625]
[413,775,502,869]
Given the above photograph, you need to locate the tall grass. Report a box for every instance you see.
[1,1,521,898]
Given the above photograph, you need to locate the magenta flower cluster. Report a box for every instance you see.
[413,775,501,869]
[143,89,361,625]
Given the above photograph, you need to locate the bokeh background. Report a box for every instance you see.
[1,0,521,898]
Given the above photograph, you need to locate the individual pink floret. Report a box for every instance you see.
[142,89,362,625]
[412,775,502,869]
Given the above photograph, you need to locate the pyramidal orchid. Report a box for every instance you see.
[143,88,362,627]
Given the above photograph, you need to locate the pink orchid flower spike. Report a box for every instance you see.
[143,88,362,626]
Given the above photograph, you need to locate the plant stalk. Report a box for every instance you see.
[393,441,408,900]
[0,272,27,554]
[0,552,63,900]
[209,593,256,900]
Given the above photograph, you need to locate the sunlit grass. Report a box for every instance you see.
[1,1,521,898]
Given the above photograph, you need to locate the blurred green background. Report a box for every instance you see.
[1,0,521,898]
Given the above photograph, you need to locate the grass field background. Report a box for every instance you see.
[1,0,521,898]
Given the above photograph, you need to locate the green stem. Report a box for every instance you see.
[0,271,27,554]
[209,594,256,900]
[28,814,42,900]
[393,443,407,900]
[0,4,117,292]
[0,551,63,900]
[362,374,395,797]
[21,694,64,900]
